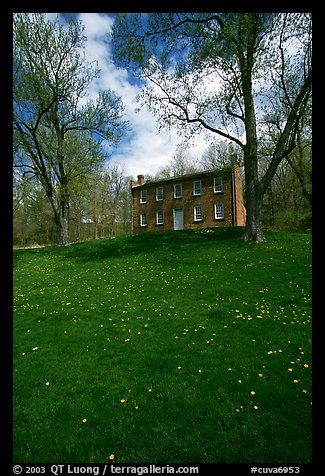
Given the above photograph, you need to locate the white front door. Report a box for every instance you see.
[173,208,184,230]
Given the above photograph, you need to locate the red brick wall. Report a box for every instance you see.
[131,169,245,233]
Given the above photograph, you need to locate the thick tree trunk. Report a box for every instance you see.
[241,67,265,243]
[58,212,69,246]
[241,195,264,242]
[55,194,70,246]
[241,154,265,242]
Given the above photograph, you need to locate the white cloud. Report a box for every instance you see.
[52,13,213,178]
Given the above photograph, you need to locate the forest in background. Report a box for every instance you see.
[13,140,311,247]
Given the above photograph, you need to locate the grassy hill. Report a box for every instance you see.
[13,227,312,463]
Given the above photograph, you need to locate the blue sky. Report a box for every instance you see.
[45,13,211,178]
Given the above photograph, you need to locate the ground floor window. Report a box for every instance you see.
[140,213,148,226]
[156,210,164,225]
[194,205,203,221]
[214,203,224,220]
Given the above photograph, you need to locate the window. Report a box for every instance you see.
[156,186,164,201]
[214,177,223,193]
[156,210,164,225]
[193,180,202,196]
[174,183,182,198]
[140,213,148,227]
[194,205,203,222]
[214,203,224,220]
[140,190,147,203]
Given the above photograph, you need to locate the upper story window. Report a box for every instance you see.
[214,177,223,193]
[174,183,182,198]
[140,189,147,203]
[156,186,164,201]
[193,180,202,196]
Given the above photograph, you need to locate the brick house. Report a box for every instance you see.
[130,164,246,233]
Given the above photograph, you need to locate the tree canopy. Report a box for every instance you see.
[13,13,129,245]
[111,13,312,241]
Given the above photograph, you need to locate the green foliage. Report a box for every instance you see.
[14,228,311,463]
[274,211,312,233]
[13,13,129,245]
[111,13,312,241]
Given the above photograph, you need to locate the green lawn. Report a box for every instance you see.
[13,227,312,463]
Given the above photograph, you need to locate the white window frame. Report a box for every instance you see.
[140,189,147,203]
[194,205,203,222]
[174,183,182,198]
[156,210,164,225]
[214,203,224,220]
[193,180,202,196]
[214,177,223,193]
[140,213,148,227]
[156,186,164,201]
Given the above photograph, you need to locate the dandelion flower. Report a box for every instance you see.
[293,379,299,384]
[45,382,50,386]
[253,405,259,410]
[82,418,87,423]
[258,374,263,378]
[108,454,115,461]
[303,364,309,368]
[120,399,126,404]
[288,368,293,372]
[32,347,39,351]
[250,391,256,396]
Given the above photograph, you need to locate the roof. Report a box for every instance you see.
[131,166,233,189]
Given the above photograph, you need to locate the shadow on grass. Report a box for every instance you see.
[13,226,246,264]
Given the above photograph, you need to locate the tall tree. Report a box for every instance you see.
[111,12,312,241]
[13,13,128,245]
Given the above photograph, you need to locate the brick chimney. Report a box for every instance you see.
[137,174,145,185]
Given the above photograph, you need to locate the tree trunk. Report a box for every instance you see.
[58,214,69,246]
[241,159,265,242]
[241,193,264,242]
[241,67,265,243]
[57,203,69,246]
